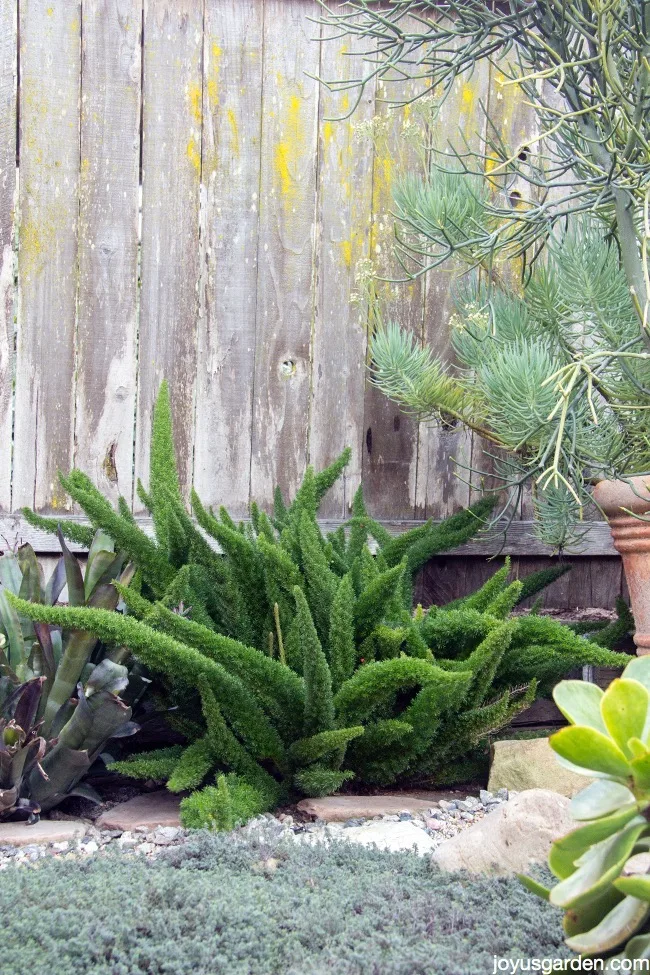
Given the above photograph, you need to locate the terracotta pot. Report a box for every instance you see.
[593,476,650,655]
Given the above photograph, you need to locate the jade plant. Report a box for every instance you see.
[5,384,630,828]
[0,532,139,818]
[522,657,650,964]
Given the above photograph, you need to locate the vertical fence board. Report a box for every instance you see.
[361,68,425,519]
[193,0,263,516]
[75,0,141,505]
[415,66,489,519]
[309,31,375,517]
[134,0,203,503]
[13,1,80,511]
[0,0,16,510]
[469,60,539,510]
[249,0,321,506]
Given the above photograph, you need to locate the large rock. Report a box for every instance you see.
[431,788,572,875]
[488,737,593,798]
[296,793,456,822]
[96,791,182,830]
[0,819,86,847]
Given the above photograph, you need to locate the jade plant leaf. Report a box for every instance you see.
[601,679,649,757]
[553,680,607,733]
[565,895,650,955]
[571,781,636,822]
[550,726,632,779]
[549,809,644,881]
[550,818,647,910]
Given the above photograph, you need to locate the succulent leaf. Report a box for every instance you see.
[600,679,649,757]
[571,781,636,822]
[553,680,607,733]
[550,726,632,780]
[565,895,650,955]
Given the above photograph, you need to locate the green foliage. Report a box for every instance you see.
[109,746,184,782]
[523,657,650,964]
[0,535,139,819]
[15,384,629,826]
[0,831,572,975]
[179,774,267,831]
[320,1,650,549]
[369,220,646,548]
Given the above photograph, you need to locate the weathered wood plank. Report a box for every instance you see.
[75,0,142,506]
[361,74,423,519]
[193,0,263,517]
[469,59,540,511]
[0,0,16,510]
[416,63,489,518]
[134,0,203,504]
[249,0,321,506]
[14,1,80,511]
[0,514,618,557]
[510,697,565,727]
[309,26,375,518]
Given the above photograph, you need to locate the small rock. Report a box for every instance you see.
[117,832,138,850]
[460,812,474,821]
[455,800,475,812]
[51,841,69,852]
[426,819,444,831]
[136,842,155,855]
[479,790,493,804]
[496,788,509,800]
[438,800,456,811]
[152,826,181,846]
[382,814,400,823]
[80,840,99,855]
[398,812,413,821]
[278,814,293,826]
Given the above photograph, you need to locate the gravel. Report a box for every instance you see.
[0,789,513,869]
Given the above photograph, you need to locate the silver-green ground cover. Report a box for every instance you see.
[0,832,571,975]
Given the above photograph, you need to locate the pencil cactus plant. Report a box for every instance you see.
[8,384,630,826]
[522,657,650,964]
[319,0,650,549]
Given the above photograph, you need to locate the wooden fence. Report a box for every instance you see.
[0,0,624,607]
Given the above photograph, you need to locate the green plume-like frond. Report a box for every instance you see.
[293,587,335,737]
[369,322,480,425]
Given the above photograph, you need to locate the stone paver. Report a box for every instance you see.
[340,820,437,854]
[296,793,458,822]
[96,791,182,830]
[0,819,87,847]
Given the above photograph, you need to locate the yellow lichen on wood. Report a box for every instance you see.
[273,87,306,201]
[207,42,222,107]
[227,108,240,157]
[187,136,201,174]
[187,81,202,125]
